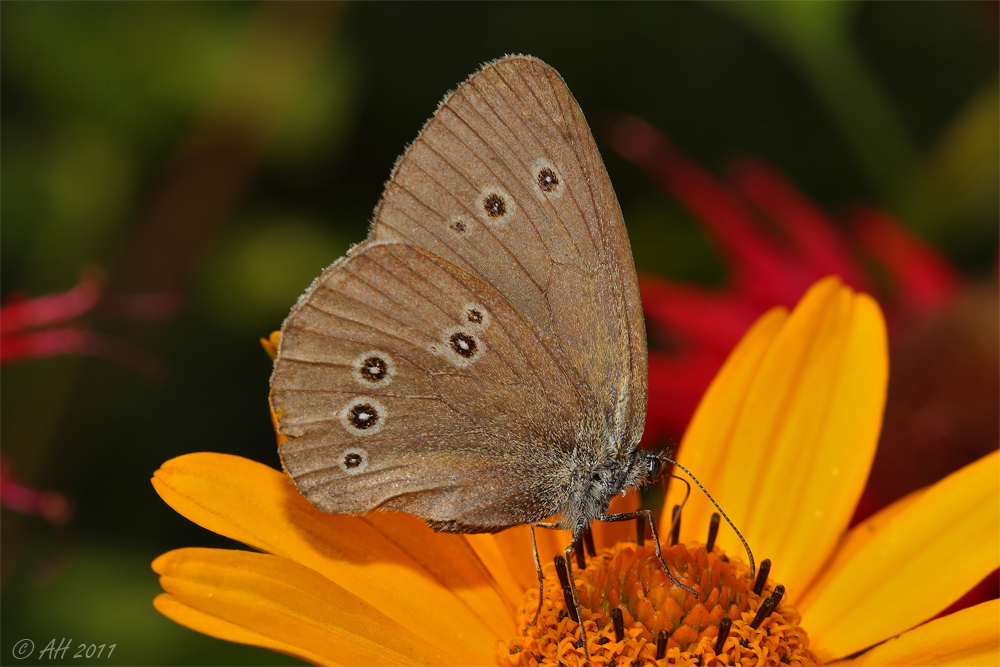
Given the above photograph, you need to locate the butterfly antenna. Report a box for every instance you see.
[663,473,691,543]
[662,455,756,580]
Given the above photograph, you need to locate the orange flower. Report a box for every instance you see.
[152,278,998,665]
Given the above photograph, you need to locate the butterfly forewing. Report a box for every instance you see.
[271,56,647,532]
[371,56,646,446]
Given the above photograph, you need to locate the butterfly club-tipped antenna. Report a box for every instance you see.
[660,453,756,580]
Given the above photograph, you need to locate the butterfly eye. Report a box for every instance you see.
[646,457,663,482]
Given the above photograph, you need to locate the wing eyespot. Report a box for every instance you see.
[352,351,395,387]
[450,332,477,358]
[483,192,507,218]
[349,403,379,429]
[339,447,368,475]
[432,326,485,367]
[537,167,560,193]
[461,302,491,331]
[340,396,387,436]
[531,159,565,199]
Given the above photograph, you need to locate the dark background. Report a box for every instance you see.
[2,3,996,665]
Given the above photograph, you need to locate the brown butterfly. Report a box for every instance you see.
[269,54,694,659]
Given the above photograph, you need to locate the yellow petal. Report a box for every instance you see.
[154,595,330,665]
[153,548,453,665]
[269,406,287,445]
[363,510,517,632]
[467,488,641,607]
[759,288,887,590]
[662,303,788,542]
[152,453,508,661]
[465,531,537,609]
[471,524,571,597]
[833,599,999,666]
[666,278,888,599]
[260,331,280,361]
[800,450,1000,662]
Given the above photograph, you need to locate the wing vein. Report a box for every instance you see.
[461,72,596,262]
[497,64,603,257]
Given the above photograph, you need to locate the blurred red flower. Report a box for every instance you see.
[0,269,180,525]
[608,114,998,612]
[607,116,961,446]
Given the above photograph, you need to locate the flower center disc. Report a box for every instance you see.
[498,542,821,666]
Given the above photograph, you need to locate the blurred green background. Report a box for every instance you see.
[1,3,996,665]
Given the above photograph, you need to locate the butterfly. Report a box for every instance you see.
[269,54,694,660]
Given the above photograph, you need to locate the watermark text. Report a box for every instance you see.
[12,638,116,660]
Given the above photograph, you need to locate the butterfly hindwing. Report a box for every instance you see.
[272,242,585,530]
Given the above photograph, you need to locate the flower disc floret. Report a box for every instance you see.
[499,542,821,666]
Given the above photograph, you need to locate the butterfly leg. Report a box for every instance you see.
[562,534,592,665]
[528,525,544,628]
[527,521,563,628]
[598,510,698,596]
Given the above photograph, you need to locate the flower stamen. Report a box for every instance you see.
[771,584,785,608]
[611,607,625,643]
[562,585,580,623]
[555,555,570,590]
[715,615,732,653]
[500,538,821,666]
[706,512,720,552]
[754,558,772,595]
[584,527,597,558]
[750,587,781,630]
[656,629,668,659]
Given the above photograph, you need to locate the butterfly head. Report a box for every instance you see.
[563,446,666,534]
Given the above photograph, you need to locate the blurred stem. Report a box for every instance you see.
[14,3,344,535]
[895,79,999,244]
[114,2,343,294]
[717,1,918,200]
